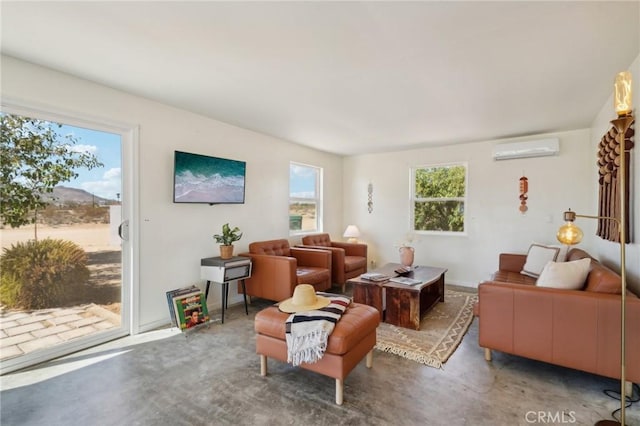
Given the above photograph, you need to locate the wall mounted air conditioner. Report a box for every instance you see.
[492,138,560,160]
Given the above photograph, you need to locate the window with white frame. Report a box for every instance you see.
[411,163,467,233]
[289,162,322,234]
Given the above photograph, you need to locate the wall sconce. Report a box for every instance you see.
[343,225,361,243]
[367,182,373,213]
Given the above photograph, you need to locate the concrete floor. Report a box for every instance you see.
[1,291,638,426]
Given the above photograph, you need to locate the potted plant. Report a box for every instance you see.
[213,223,243,259]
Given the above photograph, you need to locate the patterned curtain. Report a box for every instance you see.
[596,120,634,242]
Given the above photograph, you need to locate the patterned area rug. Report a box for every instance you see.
[375,289,477,368]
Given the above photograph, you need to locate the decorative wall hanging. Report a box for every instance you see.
[367,182,373,213]
[519,176,528,213]
[596,118,634,242]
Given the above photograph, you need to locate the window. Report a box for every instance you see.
[289,162,322,233]
[411,163,467,233]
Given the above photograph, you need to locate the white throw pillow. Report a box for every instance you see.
[521,244,560,278]
[536,258,591,290]
[532,242,569,262]
[551,244,569,262]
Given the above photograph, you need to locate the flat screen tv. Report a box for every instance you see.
[173,150,246,204]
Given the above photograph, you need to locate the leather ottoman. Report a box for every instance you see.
[254,302,380,405]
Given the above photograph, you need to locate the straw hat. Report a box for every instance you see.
[278,284,331,313]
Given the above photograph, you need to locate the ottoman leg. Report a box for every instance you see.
[335,378,343,405]
[366,350,373,368]
[260,354,267,376]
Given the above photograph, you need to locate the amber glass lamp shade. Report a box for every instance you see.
[614,71,633,116]
[557,221,584,245]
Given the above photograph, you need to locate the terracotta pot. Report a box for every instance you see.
[220,245,234,259]
[399,246,414,267]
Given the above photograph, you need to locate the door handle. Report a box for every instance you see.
[118,220,129,241]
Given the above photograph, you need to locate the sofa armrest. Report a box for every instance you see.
[498,253,526,273]
[331,242,367,258]
[290,247,332,269]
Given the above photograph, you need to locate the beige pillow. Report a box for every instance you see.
[536,258,591,290]
[521,244,560,278]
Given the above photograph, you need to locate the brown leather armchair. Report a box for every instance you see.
[239,239,331,302]
[300,233,367,292]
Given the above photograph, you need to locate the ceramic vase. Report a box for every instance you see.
[399,246,414,267]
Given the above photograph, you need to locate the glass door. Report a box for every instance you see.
[0,109,133,374]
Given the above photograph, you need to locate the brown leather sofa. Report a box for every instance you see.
[478,248,640,384]
[300,233,367,292]
[239,239,331,302]
[255,302,380,405]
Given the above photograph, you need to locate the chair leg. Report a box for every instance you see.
[366,350,373,368]
[335,378,343,405]
[484,348,492,361]
[260,354,267,376]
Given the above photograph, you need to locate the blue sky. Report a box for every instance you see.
[289,164,318,198]
[60,124,122,200]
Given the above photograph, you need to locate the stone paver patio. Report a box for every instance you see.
[0,305,120,361]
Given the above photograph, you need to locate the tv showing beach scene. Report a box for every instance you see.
[173,151,246,204]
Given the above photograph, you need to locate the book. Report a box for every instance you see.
[389,277,423,286]
[166,286,200,327]
[172,291,210,331]
[360,273,390,282]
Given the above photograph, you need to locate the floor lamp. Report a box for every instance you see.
[556,71,634,425]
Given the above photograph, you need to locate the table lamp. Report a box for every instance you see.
[343,225,361,243]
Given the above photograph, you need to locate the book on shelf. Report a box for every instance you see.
[166,285,200,328]
[360,272,390,282]
[389,277,423,286]
[172,290,210,331]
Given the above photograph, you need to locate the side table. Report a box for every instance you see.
[200,256,252,324]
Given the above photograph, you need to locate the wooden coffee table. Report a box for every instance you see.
[348,263,447,330]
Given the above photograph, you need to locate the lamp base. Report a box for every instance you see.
[347,238,358,244]
[594,420,621,425]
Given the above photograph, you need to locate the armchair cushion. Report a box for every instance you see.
[344,256,367,273]
[296,266,331,286]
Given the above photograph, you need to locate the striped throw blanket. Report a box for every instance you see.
[285,293,351,366]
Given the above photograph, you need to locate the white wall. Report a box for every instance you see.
[1,56,344,331]
[343,129,594,288]
[590,54,640,295]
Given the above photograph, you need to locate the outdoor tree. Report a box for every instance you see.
[0,113,103,240]
[414,165,466,232]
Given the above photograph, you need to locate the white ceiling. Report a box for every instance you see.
[1,1,639,156]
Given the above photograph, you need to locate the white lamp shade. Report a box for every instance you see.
[343,225,361,240]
